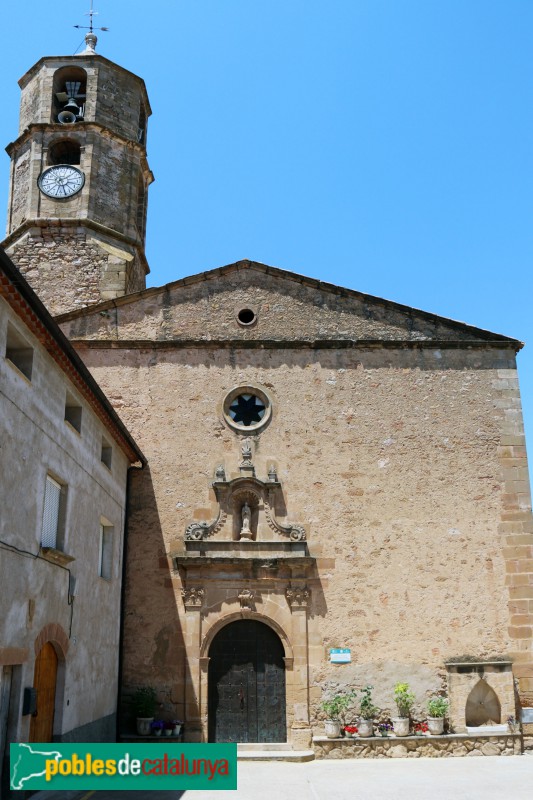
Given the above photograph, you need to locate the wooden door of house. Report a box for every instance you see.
[29,642,58,742]
[208,620,286,743]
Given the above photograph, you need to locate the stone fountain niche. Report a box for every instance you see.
[465,679,501,726]
[446,660,514,733]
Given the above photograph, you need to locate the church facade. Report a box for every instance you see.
[3,37,533,751]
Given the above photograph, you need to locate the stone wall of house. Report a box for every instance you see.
[0,293,131,744]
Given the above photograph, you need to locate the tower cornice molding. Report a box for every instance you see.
[6,122,154,169]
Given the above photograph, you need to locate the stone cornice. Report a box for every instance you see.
[6,121,153,161]
[68,338,521,352]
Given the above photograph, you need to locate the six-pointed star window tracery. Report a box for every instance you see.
[229,394,266,427]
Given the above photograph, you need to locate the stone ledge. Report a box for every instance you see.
[313,734,522,759]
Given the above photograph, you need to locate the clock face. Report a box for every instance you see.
[38,165,85,198]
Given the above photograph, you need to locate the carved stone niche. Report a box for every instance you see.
[184,470,306,546]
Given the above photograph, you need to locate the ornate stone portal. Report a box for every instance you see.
[174,439,315,747]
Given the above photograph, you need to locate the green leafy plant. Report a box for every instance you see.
[393,682,415,718]
[427,696,448,718]
[132,686,157,718]
[359,685,379,720]
[321,691,356,722]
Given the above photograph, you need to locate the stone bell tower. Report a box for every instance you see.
[2,32,153,315]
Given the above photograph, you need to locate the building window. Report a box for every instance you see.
[99,523,113,580]
[5,323,33,380]
[222,385,272,433]
[48,140,81,166]
[41,475,67,550]
[64,392,82,433]
[101,438,112,469]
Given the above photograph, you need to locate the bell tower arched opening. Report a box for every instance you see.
[52,66,87,123]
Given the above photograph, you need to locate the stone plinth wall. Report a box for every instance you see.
[313,733,521,759]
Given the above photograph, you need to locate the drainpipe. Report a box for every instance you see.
[116,463,142,742]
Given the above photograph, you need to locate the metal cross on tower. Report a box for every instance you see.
[73,1,109,54]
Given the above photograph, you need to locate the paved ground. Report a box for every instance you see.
[31,754,533,800]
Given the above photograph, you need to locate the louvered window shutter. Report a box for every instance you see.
[42,476,61,548]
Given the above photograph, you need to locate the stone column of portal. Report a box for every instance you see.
[180,587,204,742]
[286,584,312,749]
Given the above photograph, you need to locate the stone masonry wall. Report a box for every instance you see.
[67,339,532,734]
[313,734,521,758]
[62,266,495,343]
[6,226,145,316]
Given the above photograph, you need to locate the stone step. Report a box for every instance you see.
[237,743,315,761]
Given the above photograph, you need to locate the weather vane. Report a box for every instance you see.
[74,1,109,54]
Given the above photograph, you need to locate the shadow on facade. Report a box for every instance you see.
[118,466,187,737]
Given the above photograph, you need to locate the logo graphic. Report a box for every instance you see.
[11,743,63,790]
[11,743,237,791]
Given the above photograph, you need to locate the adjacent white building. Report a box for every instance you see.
[0,246,144,788]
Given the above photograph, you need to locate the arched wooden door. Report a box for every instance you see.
[208,620,286,743]
[29,642,58,742]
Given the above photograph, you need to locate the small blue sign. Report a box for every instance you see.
[330,648,351,664]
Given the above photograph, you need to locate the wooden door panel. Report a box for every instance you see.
[208,620,286,743]
[29,642,57,742]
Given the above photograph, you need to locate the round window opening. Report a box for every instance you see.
[237,308,257,326]
[223,386,272,432]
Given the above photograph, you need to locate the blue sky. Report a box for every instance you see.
[1,1,532,474]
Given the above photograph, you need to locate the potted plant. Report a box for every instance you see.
[321,691,356,738]
[344,724,358,738]
[151,719,164,737]
[377,722,392,737]
[413,721,428,736]
[132,686,157,736]
[358,685,379,737]
[163,720,174,737]
[427,696,448,735]
[392,682,415,736]
[172,719,183,736]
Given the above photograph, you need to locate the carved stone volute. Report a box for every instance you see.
[183,446,306,543]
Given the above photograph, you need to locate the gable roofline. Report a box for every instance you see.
[55,258,523,348]
[0,246,146,466]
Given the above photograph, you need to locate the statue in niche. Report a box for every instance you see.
[240,501,253,540]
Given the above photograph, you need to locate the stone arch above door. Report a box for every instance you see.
[34,623,69,659]
[200,611,294,666]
